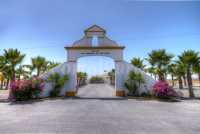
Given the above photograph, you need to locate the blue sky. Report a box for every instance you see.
[0,0,200,76]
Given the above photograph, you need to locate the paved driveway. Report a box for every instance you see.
[0,84,200,134]
[77,84,115,98]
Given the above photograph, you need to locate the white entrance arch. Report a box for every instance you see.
[41,25,155,98]
[65,25,126,96]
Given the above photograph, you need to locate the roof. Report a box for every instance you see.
[84,25,106,33]
[65,25,125,48]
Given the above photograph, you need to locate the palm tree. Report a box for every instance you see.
[145,67,157,80]
[31,56,48,76]
[193,61,200,86]
[77,72,87,87]
[147,49,174,81]
[22,64,34,78]
[174,61,186,89]
[0,56,6,89]
[108,69,115,85]
[0,56,13,89]
[131,57,146,70]
[16,65,29,80]
[47,61,60,70]
[167,63,176,87]
[178,50,199,98]
[3,49,25,81]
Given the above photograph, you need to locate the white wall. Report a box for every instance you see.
[40,62,77,97]
[117,61,156,94]
[40,60,155,97]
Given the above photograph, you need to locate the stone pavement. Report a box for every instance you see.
[76,83,115,98]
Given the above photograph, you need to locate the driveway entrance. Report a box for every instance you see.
[76,83,116,98]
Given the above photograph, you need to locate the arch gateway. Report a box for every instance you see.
[41,25,155,97]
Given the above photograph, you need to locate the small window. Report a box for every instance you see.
[92,36,98,46]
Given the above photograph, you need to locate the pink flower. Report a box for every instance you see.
[153,80,178,98]
[10,77,45,101]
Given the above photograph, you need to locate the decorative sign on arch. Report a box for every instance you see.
[65,46,125,61]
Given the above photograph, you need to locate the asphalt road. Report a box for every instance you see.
[0,84,200,134]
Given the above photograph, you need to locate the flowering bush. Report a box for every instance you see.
[10,77,44,101]
[153,80,178,99]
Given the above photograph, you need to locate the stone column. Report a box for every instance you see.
[115,61,126,97]
[65,61,77,97]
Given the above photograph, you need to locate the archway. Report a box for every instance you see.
[76,56,115,98]
[41,25,155,98]
[64,25,126,97]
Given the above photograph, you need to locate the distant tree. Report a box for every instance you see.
[0,56,7,89]
[3,49,25,81]
[193,60,200,86]
[47,61,60,70]
[22,64,35,78]
[131,57,146,70]
[31,56,48,76]
[167,63,176,87]
[108,69,115,85]
[146,49,174,80]
[146,67,157,80]
[77,72,87,86]
[15,65,29,80]
[174,61,186,89]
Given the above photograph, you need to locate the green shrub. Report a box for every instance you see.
[140,91,152,97]
[89,76,104,83]
[124,71,145,96]
[46,73,68,97]
[77,72,87,87]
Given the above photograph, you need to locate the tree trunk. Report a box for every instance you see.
[154,74,157,80]
[171,74,174,87]
[183,75,187,87]
[9,67,16,100]
[187,67,195,98]
[198,73,200,87]
[178,77,183,89]
[158,73,164,81]
[0,79,3,89]
[37,69,40,77]
[6,79,9,90]
[18,74,21,81]
[11,66,16,81]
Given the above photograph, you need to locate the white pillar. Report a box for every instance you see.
[65,61,77,96]
[115,61,126,96]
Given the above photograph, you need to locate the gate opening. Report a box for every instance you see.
[76,56,115,98]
